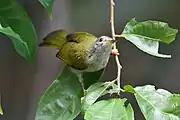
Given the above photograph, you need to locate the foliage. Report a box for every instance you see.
[82,81,116,112]
[124,85,180,120]
[121,18,178,58]
[0,0,37,61]
[84,99,134,120]
[0,0,179,120]
[36,66,83,120]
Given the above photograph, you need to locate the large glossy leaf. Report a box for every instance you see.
[121,18,178,58]
[39,0,55,17]
[84,98,134,120]
[132,85,180,120]
[0,0,37,61]
[35,66,83,120]
[82,82,115,112]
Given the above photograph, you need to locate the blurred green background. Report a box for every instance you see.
[0,0,180,120]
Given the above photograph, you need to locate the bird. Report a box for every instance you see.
[39,29,116,73]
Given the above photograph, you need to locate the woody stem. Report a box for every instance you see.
[109,0,122,90]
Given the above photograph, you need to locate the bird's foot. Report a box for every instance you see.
[111,49,119,55]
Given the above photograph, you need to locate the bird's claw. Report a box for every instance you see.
[111,49,119,55]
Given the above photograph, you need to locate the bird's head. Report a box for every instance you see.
[89,36,116,57]
[86,36,116,72]
[94,36,115,49]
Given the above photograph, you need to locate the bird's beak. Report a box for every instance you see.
[110,39,116,43]
[105,39,116,44]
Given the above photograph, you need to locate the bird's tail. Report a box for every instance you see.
[39,29,67,49]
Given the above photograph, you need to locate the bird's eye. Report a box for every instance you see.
[99,38,103,42]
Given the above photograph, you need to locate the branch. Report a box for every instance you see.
[109,0,122,90]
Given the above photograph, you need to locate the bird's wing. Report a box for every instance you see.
[66,32,97,43]
[55,31,96,70]
[56,42,89,70]
[56,42,74,65]
[39,29,68,49]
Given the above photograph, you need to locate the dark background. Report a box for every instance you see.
[0,0,180,120]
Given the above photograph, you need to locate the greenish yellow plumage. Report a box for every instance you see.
[39,29,114,72]
[40,30,68,49]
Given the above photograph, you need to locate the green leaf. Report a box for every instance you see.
[35,66,83,120]
[84,98,134,120]
[126,104,134,120]
[82,81,120,112]
[163,94,180,117]
[134,85,180,120]
[0,0,37,61]
[121,18,178,58]
[123,85,136,94]
[0,24,30,57]
[39,0,55,17]
[82,82,110,112]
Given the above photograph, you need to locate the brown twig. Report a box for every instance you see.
[110,0,122,90]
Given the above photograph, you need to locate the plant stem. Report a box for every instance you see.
[109,0,122,90]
